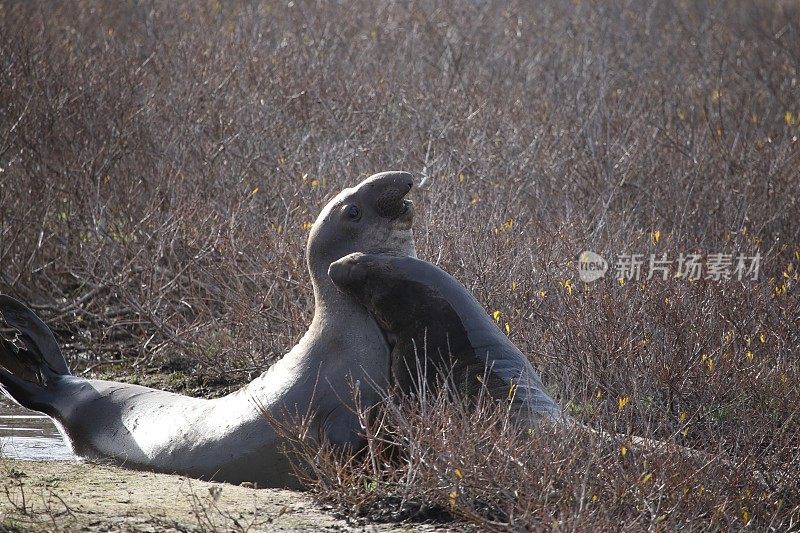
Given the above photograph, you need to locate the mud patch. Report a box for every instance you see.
[0,459,437,532]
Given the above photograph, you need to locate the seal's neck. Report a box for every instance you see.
[244,265,384,403]
[300,261,390,394]
[309,261,360,322]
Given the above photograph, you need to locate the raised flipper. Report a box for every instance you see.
[0,294,71,414]
[0,295,70,375]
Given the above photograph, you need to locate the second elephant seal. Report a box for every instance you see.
[328,253,566,424]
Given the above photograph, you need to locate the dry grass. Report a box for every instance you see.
[1,0,798,530]
[280,382,797,531]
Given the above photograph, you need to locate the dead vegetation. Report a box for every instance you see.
[1,0,798,530]
[279,382,797,531]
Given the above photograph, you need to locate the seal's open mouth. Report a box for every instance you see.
[392,199,414,227]
[395,198,412,218]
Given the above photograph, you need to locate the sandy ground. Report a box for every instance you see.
[0,459,433,532]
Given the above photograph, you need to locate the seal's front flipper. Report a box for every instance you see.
[0,295,70,376]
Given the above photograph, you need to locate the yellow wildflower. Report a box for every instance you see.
[651,230,661,244]
[618,396,630,410]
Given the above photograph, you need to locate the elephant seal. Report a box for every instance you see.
[328,254,738,472]
[328,253,566,424]
[0,171,416,488]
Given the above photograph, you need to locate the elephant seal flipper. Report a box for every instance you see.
[328,253,566,425]
[0,171,417,487]
[0,296,70,413]
[0,295,70,376]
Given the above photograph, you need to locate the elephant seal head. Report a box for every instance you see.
[306,171,416,302]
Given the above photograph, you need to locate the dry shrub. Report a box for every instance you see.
[0,0,798,528]
[282,383,797,531]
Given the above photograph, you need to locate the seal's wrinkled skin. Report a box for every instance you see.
[329,253,566,425]
[0,171,415,488]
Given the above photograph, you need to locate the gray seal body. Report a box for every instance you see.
[0,171,416,488]
[328,253,566,424]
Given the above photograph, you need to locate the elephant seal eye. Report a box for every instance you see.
[346,205,361,220]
